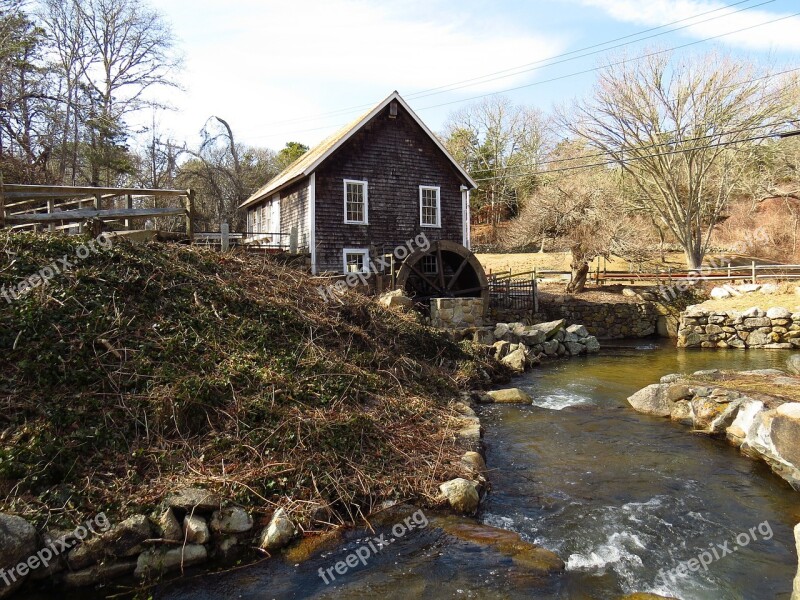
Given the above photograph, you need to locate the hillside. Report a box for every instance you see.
[0,233,499,530]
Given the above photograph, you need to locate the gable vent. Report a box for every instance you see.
[389,101,398,119]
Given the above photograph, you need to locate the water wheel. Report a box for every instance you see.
[395,240,489,313]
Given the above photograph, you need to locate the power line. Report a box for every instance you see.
[418,10,800,112]
[245,9,800,142]
[244,0,772,132]
[409,0,777,101]
[479,118,799,177]
[472,129,795,182]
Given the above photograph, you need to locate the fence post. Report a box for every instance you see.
[47,199,55,233]
[220,221,230,252]
[751,261,757,285]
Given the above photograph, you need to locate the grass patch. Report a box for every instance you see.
[0,233,501,530]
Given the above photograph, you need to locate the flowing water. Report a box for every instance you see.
[155,341,800,600]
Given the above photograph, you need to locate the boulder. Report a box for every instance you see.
[627,383,672,417]
[564,341,585,356]
[461,451,487,477]
[440,519,563,575]
[134,544,207,578]
[670,400,694,426]
[501,347,528,373]
[378,289,413,310]
[746,330,772,347]
[737,284,761,294]
[483,388,533,404]
[257,508,296,551]
[492,340,511,360]
[519,329,546,346]
[542,339,559,355]
[771,403,800,471]
[166,488,221,513]
[622,288,639,297]
[183,515,210,544]
[566,324,588,338]
[210,507,253,535]
[710,287,731,300]
[493,323,510,340]
[742,307,765,318]
[667,384,693,401]
[0,514,37,598]
[767,307,793,320]
[532,319,565,340]
[62,561,137,589]
[473,327,495,345]
[761,283,779,294]
[726,399,764,447]
[788,355,800,375]
[156,508,183,542]
[68,515,151,570]
[438,478,480,515]
[584,336,601,353]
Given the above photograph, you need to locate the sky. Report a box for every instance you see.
[140,0,800,153]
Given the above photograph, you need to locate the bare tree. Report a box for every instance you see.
[563,50,799,269]
[74,0,181,184]
[443,96,549,234]
[511,141,650,293]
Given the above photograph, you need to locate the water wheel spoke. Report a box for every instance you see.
[446,256,470,291]
[407,261,443,294]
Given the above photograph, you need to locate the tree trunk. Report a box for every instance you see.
[566,257,590,294]
[684,247,703,271]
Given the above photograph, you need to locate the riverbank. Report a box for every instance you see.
[0,233,505,597]
[627,365,800,489]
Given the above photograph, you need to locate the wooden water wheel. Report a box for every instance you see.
[395,240,489,313]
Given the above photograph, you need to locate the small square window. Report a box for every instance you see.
[420,186,440,227]
[344,180,368,224]
[343,249,369,274]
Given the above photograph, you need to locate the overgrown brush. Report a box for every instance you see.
[0,233,498,530]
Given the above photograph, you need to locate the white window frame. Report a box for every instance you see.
[419,185,441,228]
[343,179,368,225]
[342,248,370,274]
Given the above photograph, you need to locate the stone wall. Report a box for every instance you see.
[431,298,485,328]
[677,306,800,349]
[535,299,658,339]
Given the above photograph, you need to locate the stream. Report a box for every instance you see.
[156,340,800,600]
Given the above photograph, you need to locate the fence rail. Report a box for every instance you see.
[488,263,800,287]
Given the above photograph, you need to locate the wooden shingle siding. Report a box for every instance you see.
[314,104,465,273]
[280,180,309,248]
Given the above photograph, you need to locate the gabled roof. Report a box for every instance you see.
[240,91,477,209]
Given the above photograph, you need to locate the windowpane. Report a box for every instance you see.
[421,187,439,226]
[345,252,366,273]
[346,182,365,223]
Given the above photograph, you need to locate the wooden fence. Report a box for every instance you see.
[487,263,800,291]
[0,182,194,239]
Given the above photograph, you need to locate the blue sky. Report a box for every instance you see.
[143,0,800,152]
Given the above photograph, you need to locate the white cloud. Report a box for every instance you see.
[578,0,800,52]
[135,0,565,149]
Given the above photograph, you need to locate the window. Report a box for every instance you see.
[343,248,370,274]
[420,186,441,227]
[344,179,368,224]
[421,254,438,275]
